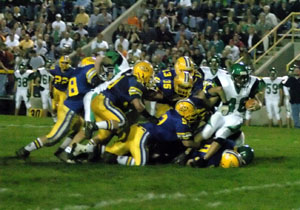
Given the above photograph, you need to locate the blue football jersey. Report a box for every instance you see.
[50,65,74,91]
[191,71,204,95]
[191,139,236,167]
[155,69,177,101]
[142,109,192,143]
[102,72,147,111]
[64,64,97,113]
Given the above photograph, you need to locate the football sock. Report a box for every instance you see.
[150,101,156,116]
[86,139,96,153]
[96,120,115,130]
[59,137,72,149]
[117,156,135,166]
[24,138,43,152]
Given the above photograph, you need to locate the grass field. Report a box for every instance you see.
[1,115,300,210]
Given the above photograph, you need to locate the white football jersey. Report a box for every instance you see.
[14,70,34,91]
[218,74,258,115]
[262,77,283,101]
[200,66,228,81]
[37,67,52,90]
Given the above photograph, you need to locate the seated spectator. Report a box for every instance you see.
[140,22,157,45]
[59,32,74,52]
[75,23,88,38]
[94,0,113,9]
[19,33,34,52]
[52,13,66,35]
[91,33,109,56]
[166,1,178,31]
[112,0,131,20]
[127,12,141,30]
[74,6,90,27]
[177,0,192,23]
[112,24,127,43]
[154,42,166,57]
[126,26,141,45]
[184,1,202,31]
[45,44,59,61]
[34,40,48,57]
[127,43,142,60]
[156,24,174,45]
[88,7,101,38]
[158,10,170,30]
[29,49,45,69]
[72,32,87,51]
[114,34,129,51]
[5,32,19,49]
[97,7,112,32]
[209,32,224,55]
[72,0,92,17]
[175,24,192,44]
[117,43,127,58]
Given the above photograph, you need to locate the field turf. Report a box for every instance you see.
[1,115,300,210]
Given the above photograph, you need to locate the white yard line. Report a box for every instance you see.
[91,180,300,208]
[0,188,9,193]
[0,124,51,128]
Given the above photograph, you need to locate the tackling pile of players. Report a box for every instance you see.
[16,53,260,168]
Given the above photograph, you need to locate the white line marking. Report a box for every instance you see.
[0,124,51,128]
[93,181,300,208]
[64,205,89,210]
[206,201,222,208]
[0,188,9,193]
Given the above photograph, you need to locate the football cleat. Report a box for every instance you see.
[84,121,98,139]
[71,143,88,157]
[16,147,30,159]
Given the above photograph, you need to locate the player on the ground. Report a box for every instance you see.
[262,67,284,127]
[69,61,158,160]
[102,98,199,166]
[14,63,35,115]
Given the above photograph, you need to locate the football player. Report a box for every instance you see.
[69,61,158,160]
[50,56,74,119]
[282,66,294,128]
[82,51,130,128]
[187,142,254,168]
[192,63,262,163]
[102,99,199,166]
[15,56,105,160]
[198,55,228,81]
[36,59,55,118]
[150,56,203,117]
[262,67,284,127]
[14,63,35,115]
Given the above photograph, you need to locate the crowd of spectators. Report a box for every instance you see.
[1,0,300,97]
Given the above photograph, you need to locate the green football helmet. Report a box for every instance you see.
[231,63,249,88]
[237,145,254,165]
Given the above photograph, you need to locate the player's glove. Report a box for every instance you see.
[190,157,207,168]
[141,109,159,124]
[172,148,193,165]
